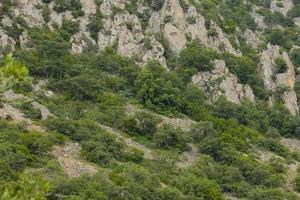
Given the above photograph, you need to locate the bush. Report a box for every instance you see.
[189,121,215,142]
[58,20,79,41]
[87,9,103,41]
[0,172,51,200]
[288,5,300,18]
[16,28,70,78]
[54,0,83,18]
[1,53,29,82]
[294,174,300,192]
[275,57,288,73]
[257,137,290,158]
[81,133,125,166]
[153,124,188,150]
[178,45,216,71]
[264,11,294,28]
[291,48,300,68]
[135,111,161,137]
[145,0,165,11]
[134,61,184,114]
[179,176,225,200]
[248,188,297,200]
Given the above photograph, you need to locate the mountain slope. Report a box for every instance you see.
[2,0,300,199]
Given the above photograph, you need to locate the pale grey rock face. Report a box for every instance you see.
[13,0,44,27]
[260,43,299,115]
[163,23,187,54]
[70,32,96,54]
[185,7,209,46]
[260,43,281,91]
[192,60,255,104]
[0,104,31,124]
[244,85,256,103]
[294,17,300,27]
[32,101,54,120]
[260,44,295,90]
[220,76,245,104]
[164,0,186,31]
[1,16,12,27]
[250,11,267,29]
[80,0,96,17]
[270,0,294,16]
[212,59,228,74]
[117,27,141,57]
[33,80,55,98]
[49,4,73,28]
[143,36,167,67]
[3,90,27,101]
[208,21,241,56]
[0,32,15,58]
[4,0,240,66]
[243,29,261,49]
[100,0,125,16]
[97,32,111,51]
[20,31,29,50]
[283,90,299,116]
[97,10,147,59]
[100,0,113,16]
[147,0,240,55]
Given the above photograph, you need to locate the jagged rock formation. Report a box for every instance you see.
[12,0,44,27]
[192,60,255,104]
[270,0,294,16]
[0,103,31,123]
[243,29,261,49]
[147,0,240,55]
[1,0,241,64]
[260,43,299,115]
[0,32,15,58]
[0,0,299,115]
[250,6,267,29]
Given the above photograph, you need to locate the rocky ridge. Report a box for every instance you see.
[0,0,299,115]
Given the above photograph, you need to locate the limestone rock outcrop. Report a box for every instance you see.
[12,0,44,27]
[270,0,294,16]
[243,29,261,49]
[0,32,15,58]
[260,43,299,115]
[0,0,241,66]
[147,0,240,56]
[192,60,255,104]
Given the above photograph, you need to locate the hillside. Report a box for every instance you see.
[2,0,300,199]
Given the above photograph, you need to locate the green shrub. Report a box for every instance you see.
[291,48,300,68]
[178,45,216,71]
[145,0,165,11]
[58,20,79,41]
[275,57,288,73]
[87,9,103,41]
[81,133,125,166]
[54,0,83,18]
[154,124,188,150]
[248,188,297,200]
[288,5,300,18]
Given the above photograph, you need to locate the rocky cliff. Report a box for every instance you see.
[1,0,300,115]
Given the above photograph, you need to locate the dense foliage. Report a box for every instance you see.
[3,0,300,199]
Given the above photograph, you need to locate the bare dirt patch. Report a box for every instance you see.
[51,141,98,178]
